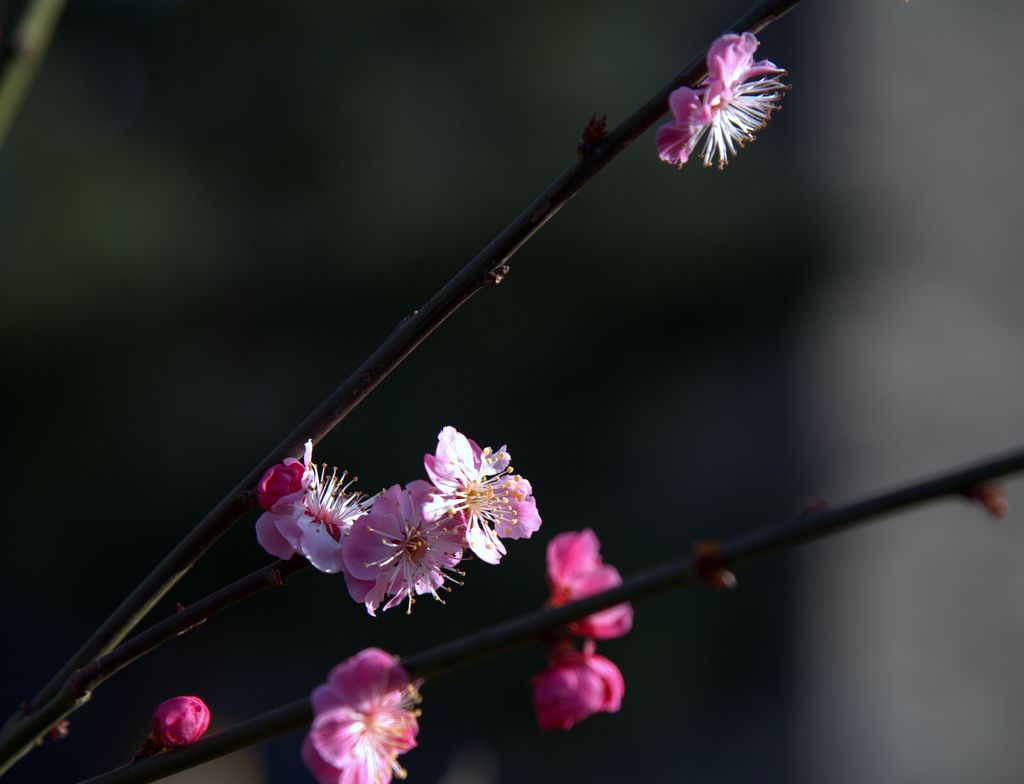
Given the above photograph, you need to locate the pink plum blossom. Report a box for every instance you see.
[422,426,541,564]
[546,528,633,640]
[302,648,421,784]
[531,640,624,731]
[656,32,787,169]
[255,440,371,573]
[343,481,465,615]
[151,695,210,747]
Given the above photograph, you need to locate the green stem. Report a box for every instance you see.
[0,0,69,149]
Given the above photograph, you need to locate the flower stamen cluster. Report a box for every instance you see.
[306,464,366,543]
[438,447,519,527]
[656,32,788,169]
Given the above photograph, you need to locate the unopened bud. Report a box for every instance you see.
[151,696,210,748]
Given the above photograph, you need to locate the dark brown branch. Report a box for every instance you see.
[75,442,1024,784]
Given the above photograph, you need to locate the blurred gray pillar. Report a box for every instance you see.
[796,1,1024,783]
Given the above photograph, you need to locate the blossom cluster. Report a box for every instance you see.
[656,32,788,169]
[531,528,631,731]
[257,430,635,780]
[302,530,632,783]
[254,426,542,614]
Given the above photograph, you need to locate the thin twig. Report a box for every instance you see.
[0,0,802,772]
[71,556,312,696]
[73,443,1024,784]
[0,0,69,149]
[75,698,311,784]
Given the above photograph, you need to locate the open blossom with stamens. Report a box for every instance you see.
[302,648,421,784]
[546,528,633,640]
[255,440,372,573]
[421,426,541,564]
[343,481,465,615]
[656,32,788,169]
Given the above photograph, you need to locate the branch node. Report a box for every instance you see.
[577,113,608,156]
[801,496,830,515]
[174,602,207,635]
[46,720,70,743]
[966,483,1009,518]
[486,265,510,285]
[66,659,101,700]
[692,540,736,590]
[134,737,163,760]
[529,202,551,223]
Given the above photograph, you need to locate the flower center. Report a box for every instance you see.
[356,696,420,783]
[395,531,426,560]
[305,464,367,536]
[465,483,494,513]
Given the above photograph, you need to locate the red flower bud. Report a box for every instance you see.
[256,459,306,510]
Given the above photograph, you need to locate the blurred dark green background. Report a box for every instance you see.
[1,1,829,782]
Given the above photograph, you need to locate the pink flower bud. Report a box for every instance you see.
[257,459,306,510]
[151,696,210,747]
[531,643,624,731]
